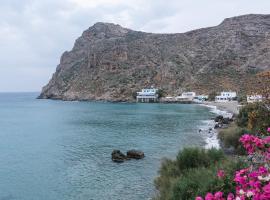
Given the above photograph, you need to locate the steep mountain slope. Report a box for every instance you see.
[39,14,270,101]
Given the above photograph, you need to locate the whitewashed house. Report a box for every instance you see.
[176,92,196,101]
[215,91,237,102]
[136,88,159,103]
[247,95,262,103]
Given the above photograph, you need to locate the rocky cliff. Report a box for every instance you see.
[39,14,270,101]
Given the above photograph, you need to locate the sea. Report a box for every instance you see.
[0,93,220,200]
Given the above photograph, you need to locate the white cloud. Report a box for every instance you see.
[0,0,269,91]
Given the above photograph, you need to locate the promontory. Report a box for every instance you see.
[39,14,270,101]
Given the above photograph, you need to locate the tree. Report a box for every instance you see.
[247,71,270,105]
[208,91,217,101]
[157,89,167,98]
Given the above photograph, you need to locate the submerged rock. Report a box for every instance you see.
[127,150,145,159]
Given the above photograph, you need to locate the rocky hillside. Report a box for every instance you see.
[39,14,270,101]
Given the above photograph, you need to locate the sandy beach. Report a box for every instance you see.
[203,101,240,115]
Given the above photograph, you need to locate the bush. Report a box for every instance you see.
[218,123,249,154]
[132,91,137,99]
[154,159,179,200]
[236,93,247,103]
[176,148,224,170]
[208,92,217,101]
[157,89,167,98]
[154,148,246,200]
[237,103,270,134]
[171,167,217,200]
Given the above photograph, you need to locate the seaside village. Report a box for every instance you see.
[136,87,263,104]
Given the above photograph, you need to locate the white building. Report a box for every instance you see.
[215,91,237,102]
[247,95,262,103]
[176,92,196,101]
[136,88,159,103]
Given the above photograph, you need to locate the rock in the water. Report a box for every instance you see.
[214,123,222,129]
[214,115,224,122]
[222,117,230,124]
[111,150,127,163]
[127,150,145,159]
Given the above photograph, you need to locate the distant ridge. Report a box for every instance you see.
[39,14,270,101]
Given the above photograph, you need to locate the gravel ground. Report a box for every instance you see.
[203,101,241,115]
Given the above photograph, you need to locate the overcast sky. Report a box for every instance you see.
[0,0,270,92]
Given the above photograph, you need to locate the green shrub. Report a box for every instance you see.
[208,92,217,101]
[154,148,246,200]
[176,148,224,170]
[154,158,179,200]
[171,168,217,200]
[154,159,178,191]
[157,89,167,98]
[218,124,249,154]
[237,93,247,103]
[237,103,270,134]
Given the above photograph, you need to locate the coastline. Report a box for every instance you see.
[199,101,240,150]
[202,101,240,115]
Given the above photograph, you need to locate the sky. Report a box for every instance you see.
[0,0,270,92]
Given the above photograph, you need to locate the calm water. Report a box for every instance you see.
[0,93,215,200]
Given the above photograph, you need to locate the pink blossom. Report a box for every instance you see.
[263,183,270,194]
[253,137,265,148]
[217,170,225,178]
[249,171,258,178]
[200,129,270,200]
[264,136,270,143]
[258,166,267,174]
[196,197,204,200]
[214,191,224,199]
[227,193,234,200]
[205,193,215,200]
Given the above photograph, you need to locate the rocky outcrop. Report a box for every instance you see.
[111,149,145,163]
[39,14,270,101]
[111,150,127,163]
[214,115,234,129]
[127,150,145,159]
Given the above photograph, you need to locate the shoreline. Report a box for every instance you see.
[199,101,240,150]
[202,101,240,115]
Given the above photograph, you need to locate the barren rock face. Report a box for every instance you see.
[39,14,270,101]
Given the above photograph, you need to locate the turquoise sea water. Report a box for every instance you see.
[0,93,215,200]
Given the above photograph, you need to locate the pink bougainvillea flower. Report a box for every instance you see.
[264,136,270,143]
[205,193,215,200]
[253,137,265,148]
[214,191,224,199]
[199,131,270,200]
[217,170,225,178]
[196,197,204,200]
[227,193,234,200]
[258,166,267,174]
[263,183,270,194]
